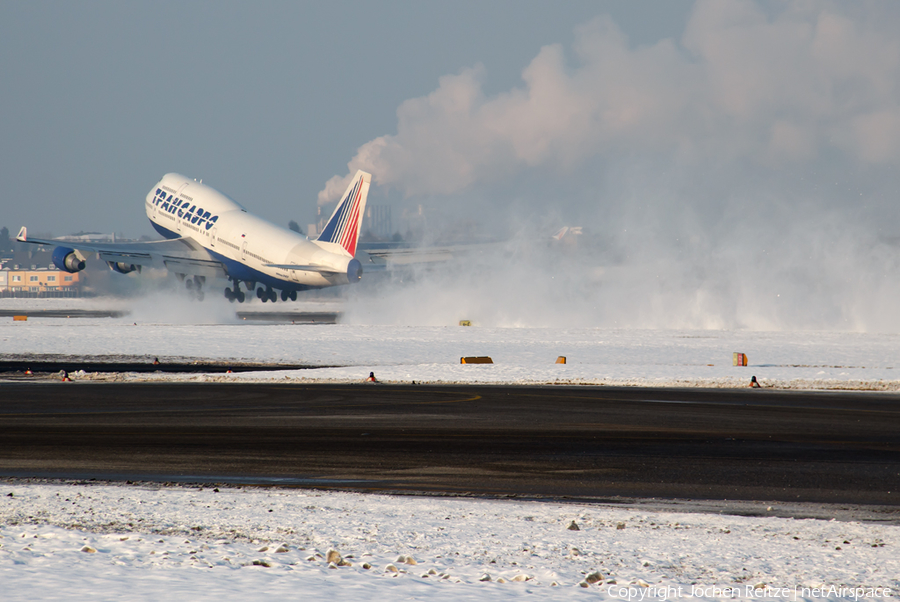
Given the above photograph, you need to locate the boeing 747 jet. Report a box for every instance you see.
[17,170,371,302]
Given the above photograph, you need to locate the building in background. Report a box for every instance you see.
[0,266,81,298]
[54,232,118,243]
[365,205,393,240]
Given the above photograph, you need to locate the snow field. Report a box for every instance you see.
[1,482,898,601]
[3,298,900,599]
[4,314,900,389]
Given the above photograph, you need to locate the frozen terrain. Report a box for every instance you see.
[3,296,900,599]
[1,481,897,601]
[2,297,900,389]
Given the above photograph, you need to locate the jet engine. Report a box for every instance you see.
[52,247,86,273]
[108,261,138,274]
[347,258,362,282]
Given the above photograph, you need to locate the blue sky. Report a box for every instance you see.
[0,0,692,236]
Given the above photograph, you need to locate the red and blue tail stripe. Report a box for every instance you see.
[316,171,370,256]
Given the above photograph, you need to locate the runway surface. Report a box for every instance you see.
[0,308,339,323]
[0,309,126,318]
[0,360,326,374]
[1,383,898,506]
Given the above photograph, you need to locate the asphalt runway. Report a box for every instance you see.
[0,360,325,375]
[0,309,127,318]
[1,383,899,508]
[0,309,339,323]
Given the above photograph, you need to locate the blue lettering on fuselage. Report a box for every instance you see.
[152,187,219,230]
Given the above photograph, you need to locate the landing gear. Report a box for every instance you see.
[281,290,289,302]
[224,287,246,303]
[289,290,297,301]
[225,278,246,303]
[186,275,205,301]
[257,286,277,303]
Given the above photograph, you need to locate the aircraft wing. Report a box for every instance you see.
[16,226,226,278]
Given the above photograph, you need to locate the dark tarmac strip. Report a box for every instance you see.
[0,361,328,374]
[0,309,127,318]
[0,309,340,323]
[235,311,339,323]
[1,383,898,509]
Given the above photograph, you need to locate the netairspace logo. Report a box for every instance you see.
[607,584,893,601]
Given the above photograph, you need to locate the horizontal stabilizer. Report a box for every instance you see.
[265,263,342,275]
[363,242,499,265]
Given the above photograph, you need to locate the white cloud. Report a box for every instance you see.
[320,0,900,204]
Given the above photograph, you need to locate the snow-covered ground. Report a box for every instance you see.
[1,481,897,601]
[2,297,900,389]
[3,297,900,599]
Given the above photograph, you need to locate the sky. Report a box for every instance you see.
[4,0,900,331]
[0,0,691,237]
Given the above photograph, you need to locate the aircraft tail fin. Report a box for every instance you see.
[316,170,371,256]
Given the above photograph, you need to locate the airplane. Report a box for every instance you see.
[17,170,372,303]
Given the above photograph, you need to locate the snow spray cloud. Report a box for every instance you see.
[85,269,241,325]
[332,1,900,332]
[343,215,900,331]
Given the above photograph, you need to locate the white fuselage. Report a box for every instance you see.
[144,173,354,290]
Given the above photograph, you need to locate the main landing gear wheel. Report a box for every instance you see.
[186,275,205,301]
[225,279,246,303]
[289,290,297,301]
[256,286,277,303]
[281,290,289,302]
